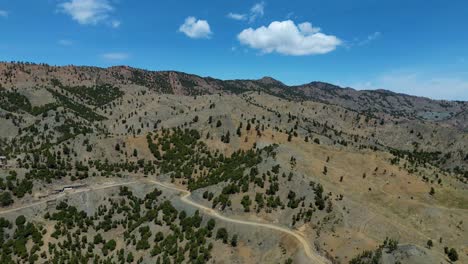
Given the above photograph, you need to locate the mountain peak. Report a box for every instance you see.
[306,81,342,90]
[257,76,285,86]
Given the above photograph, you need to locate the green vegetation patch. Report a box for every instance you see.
[47,88,106,121]
[0,87,32,113]
[147,128,273,191]
[57,82,124,106]
[0,87,57,115]
[0,186,240,263]
[129,71,172,94]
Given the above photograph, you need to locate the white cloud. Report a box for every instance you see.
[351,71,468,100]
[358,31,381,46]
[249,2,265,22]
[59,0,116,26]
[238,20,341,56]
[0,10,8,18]
[101,52,129,61]
[227,13,246,21]
[227,2,265,23]
[58,39,73,46]
[298,22,321,34]
[179,17,212,39]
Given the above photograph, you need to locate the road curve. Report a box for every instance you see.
[0,179,328,263]
[149,179,329,264]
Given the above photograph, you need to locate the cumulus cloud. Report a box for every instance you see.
[227,2,265,23]
[298,22,321,34]
[58,0,117,26]
[0,10,8,18]
[101,52,129,61]
[238,20,341,56]
[179,17,212,39]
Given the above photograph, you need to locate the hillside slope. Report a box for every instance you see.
[0,62,466,263]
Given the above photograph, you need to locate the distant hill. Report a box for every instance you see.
[0,61,467,264]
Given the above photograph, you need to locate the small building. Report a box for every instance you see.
[0,156,7,168]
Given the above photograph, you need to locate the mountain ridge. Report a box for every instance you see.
[0,61,467,264]
[2,61,467,134]
[1,61,466,102]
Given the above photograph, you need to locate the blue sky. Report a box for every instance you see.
[0,0,467,100]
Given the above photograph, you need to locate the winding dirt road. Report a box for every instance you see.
[148,180,329,264]
[0,178,328,263]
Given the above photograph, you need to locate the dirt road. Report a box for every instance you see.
[0,178,328,263]
[149,179,329,264]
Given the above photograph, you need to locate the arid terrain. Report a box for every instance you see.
[0,62,467,263]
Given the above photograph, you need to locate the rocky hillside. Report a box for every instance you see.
[2,62,466,121]
[1,62,467,174]
[0,61,466,263]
